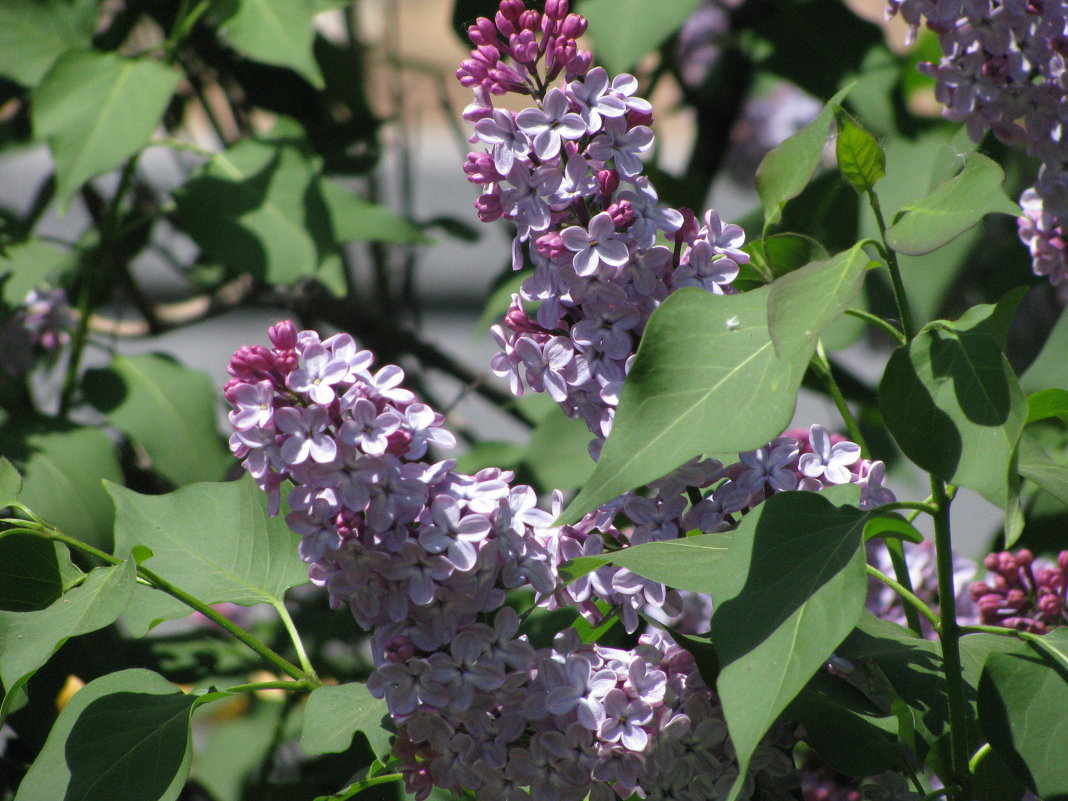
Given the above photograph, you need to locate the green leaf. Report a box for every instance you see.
[1022,307,1068,395]
[0,0,96,87]
[834,107,885,194]
[1019,433,1068,511]
[33,50,180,210]
[0,239,71,306]
[320,179,429,244]
[210,0,324,88]
[0,559,135,721]
[14,669,197,801]
[521,407,595,492]
[741,233,828,282]
[884,152,1020,256]
[2,419,123,551]
[979,649,1068,799]
[837,613,947,756]
[560,532,734,591]
[174,122,326,285]
[1026,388,1068,425]
[710,488,867,801]
[454,440,523,475]
[879,304,1027,507]
[755,87,849,229]
[301,682,392,758]
[83,354,231,487]
[786,670,900,776]
[578,0,702,75]
[564,243,865,522]
[767,242,869,354]
[0,457,22,508]
[863,513,924,544]
[108,477,307,634]
[0,533,82,612]
[562,284,810,521]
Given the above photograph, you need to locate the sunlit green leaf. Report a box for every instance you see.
[0,0,96,87]
[320,179,429,244]
[711,487,867,801]
[14,669,196,801]
[756,87,849,229]
[2,419,123,551]
[301,682,392,759]
[884,153,1020,256]
[562,284,811,522]
[33,50,180,209]
[1022,307,1068,395]
[109,477,306,635]
[83,354,231,487]
[742,233,828,283]
[1026,388,1068,425]
[863,513,924,544]
[879,304,1026,507]
[1019,433,1068,511]
[210,0,324,88]
[0,239,71,306]
[834,107,885,194]
[578,0,702,75]
[174,124,323,286]
[521,407,595,492]
[0,457,21,509]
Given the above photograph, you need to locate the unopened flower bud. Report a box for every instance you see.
[597,169,619,198]
[268,320,298,350]
[560,12,587,39]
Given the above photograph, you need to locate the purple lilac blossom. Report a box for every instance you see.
[226,318,799,801]
[886,0,1068,290]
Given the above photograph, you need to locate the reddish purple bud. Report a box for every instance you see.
[464,151,502,184]
[597,168,619,198]
[223,377,242,404]
[607,199,635,229]
[560,12,587,39]
[1037,592,1062,618]
[535,231,567,260]
[1016,548,1034,567]
[984,552,1000,571]
[545,0,569,21]
[385,636,418,663]
[509,30,539,64]
[268,320,298,350]
[1058,551,1068,570]
[386,427,414,455]
[275,349,298,375]
[228,344,274,380]
[565,49,592,78]
[628,107,654,128]
[677,207,700,244]
[476,192,504,222]
[970,581,991,600]
[468,17,498,46]
[1006,588,1028,609]
[518,9,540,31]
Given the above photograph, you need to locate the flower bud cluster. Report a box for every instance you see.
[885,0,1068,288]
[969,548,1068,633]
[226,322,799,801]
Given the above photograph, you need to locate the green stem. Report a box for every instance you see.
[272,599,317,679]
[875,500,939,517]
[931,477,970,800]
[885,538,925,636]
[962,624,1068,674]
[868,190,916,341]
[31,525,312,683]
[811,341,869,455]
[844,307,907,345]
[866,564,941,631]
[59,155,141,417]
[327,773,404,801]
[968,742,992,774]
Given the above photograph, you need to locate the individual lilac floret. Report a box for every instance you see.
[515,87,586,160]
[798,424,861,485]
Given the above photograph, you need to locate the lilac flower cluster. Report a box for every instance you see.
[969,548,1068,633]
[225,322,799,801]
[885,0,1068,288]
[459,0,746,453]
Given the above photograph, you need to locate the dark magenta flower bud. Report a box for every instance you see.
[268,320,298,350]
